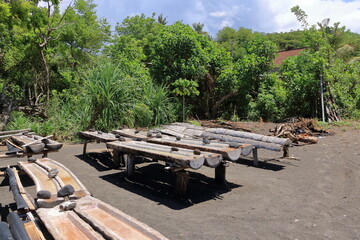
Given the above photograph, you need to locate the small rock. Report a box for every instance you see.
[202,138,210,144]
[57,185,75,197]
[134,137,142,141]
[146,132,153,137]
[176,136,181,141]
[156,133,162,138]
[48,168,59,178]
[171,147,179,152]
[193,149,201,155]
[37,190,51,199]
[118,136,126,141]
[134,130,140,134]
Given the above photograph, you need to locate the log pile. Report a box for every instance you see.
[270,118,329,144]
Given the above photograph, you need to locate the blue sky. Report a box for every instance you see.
[81,0,360,36]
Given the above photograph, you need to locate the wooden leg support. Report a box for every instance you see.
[283,146,289,158]
[82,139,88,155]
[125,154,135,177]
[175,170,189,196]
[253,147,258,167]
[112,150,122,169]
[215,163,226,183]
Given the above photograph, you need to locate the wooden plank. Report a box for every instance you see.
[79,131,118,142]
[12,167,37,210]
[37,207,105,240]
[74,196,169,240]
[112,129,150,140]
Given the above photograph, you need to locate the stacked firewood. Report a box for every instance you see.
[270,118,327,144]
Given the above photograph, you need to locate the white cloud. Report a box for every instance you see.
[90,0,360,36]
[258,0,360,33]
[209,11,227,17]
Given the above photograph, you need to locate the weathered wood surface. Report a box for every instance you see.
[148,138,249,161]
[80,131,118,142]
[201,132,283,152]
[19,161,61,194]
[107,141,222,169]
[37,207,105,240]
[112,129,151,140]
[205,128,291,146]
[12,167,36,211]
[36,158,90,196]
[0,149,57,159]
[74,196,169,240]
[10,135,45,153]
[0,128,31,135]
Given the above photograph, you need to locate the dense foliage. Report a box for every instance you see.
[1,1,359,139]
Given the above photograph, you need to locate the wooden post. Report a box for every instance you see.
[125,154,135,177]
[215,163,226,183]
[175,170,189,196]
[253,147,258,167]
[83,139,88,155]
[283,146,289,158]
[112,150,121,169]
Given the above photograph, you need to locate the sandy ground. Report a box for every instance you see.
[1,124,359,240]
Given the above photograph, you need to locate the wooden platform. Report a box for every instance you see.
[148,138,252,161]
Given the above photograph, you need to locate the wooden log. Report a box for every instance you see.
[112,129,150,140]
[0,129,31,135]
[253,147,259,167]
[215,163,226,183]
[201,132,283,152]
[206,128,291,146]
[12,168,36,211]
[148,138,244,161]
[107,141,207,170]
[124,154,135,177]
[175,170,189,196]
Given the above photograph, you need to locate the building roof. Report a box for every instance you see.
[274,48,306,65]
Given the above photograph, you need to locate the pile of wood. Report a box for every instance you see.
[270,118,328,144]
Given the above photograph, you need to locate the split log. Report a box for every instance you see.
[0,128,31,135]
[206,128,291,146]
[148,138,246,161]
[201,132,283,152]
[107,141,213,170]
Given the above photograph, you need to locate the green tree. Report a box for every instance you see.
[172,79,199,121]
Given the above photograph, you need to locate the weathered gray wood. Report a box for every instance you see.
[107,141,208,170]
[253,147,258,167]
[206,128,291,146]
[125,154,135,177]
[112,129,150,140]
[201,132,283,152]
[83,139,88,155]
[148,138,245,161]
[80,131,118,142]
[283,145,290,158]
[0,128,31,135]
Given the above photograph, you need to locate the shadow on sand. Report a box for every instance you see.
[99,163,242,210]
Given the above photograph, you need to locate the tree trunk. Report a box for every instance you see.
[39,48,50,108]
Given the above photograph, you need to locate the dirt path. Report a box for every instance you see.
[1,125,359,239]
